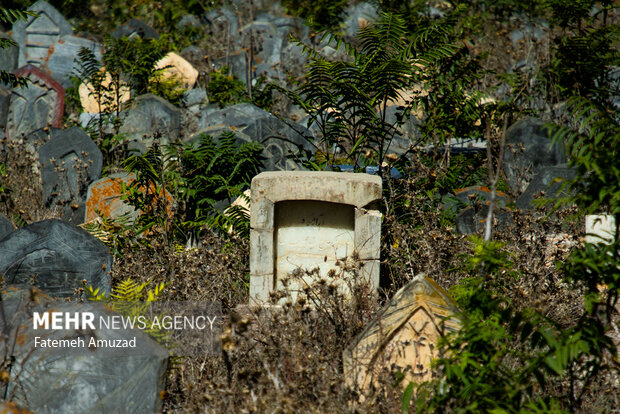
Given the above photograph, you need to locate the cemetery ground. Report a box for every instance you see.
[1,0,619,412]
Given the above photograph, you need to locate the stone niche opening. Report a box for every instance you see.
[250,171,382,305]
[274,200,355,300]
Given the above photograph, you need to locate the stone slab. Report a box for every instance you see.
[0,290,167,414]
[343,274,459,391]
[111,19,159,40]
[39,127,103,224]
[0,219,112,297]
[5,65,65,140]
[85,172,137,223]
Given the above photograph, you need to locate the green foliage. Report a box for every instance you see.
[207,66,249,108]
[282,0,347,31]
[120,133,263,243]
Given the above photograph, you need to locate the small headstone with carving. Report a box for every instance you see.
[343,274,460,392]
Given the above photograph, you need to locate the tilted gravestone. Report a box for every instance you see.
[503,117,566,195]
[343,274,460,392]
[39,127,103,224]
[250,172,382,304]
[240,21,282,81]
[0,219,112,297]
[11,0,101,88]
[515,164,575,211]
[0,289,168,414]
[119,93,181,151]
[196,103,313,171]
[5,65,65,140]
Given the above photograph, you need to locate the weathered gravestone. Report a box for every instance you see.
[343,273,460,392]
[503,117,566,195]
[455,205,513,235]
[119,93,181,152]
[5,65,64,140]
[111,18,159,39]
[11,0,101,88]
[0,213,15,240]
[39,127,102,224]
[249,172,382,304]
[515,164,575,211]
[195,103,313,171]
[11,0,72,67]
[0,34,19,80]
[441,186,512,234]
[0,219,111,297]
[0,290,167,414]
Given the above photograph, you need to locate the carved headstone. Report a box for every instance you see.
[250,172,382,304]
[119,93,181,151]
[0,219,112,297]
[0,290,167,414]
[12,0,73,68]
[154,52,199,89]
[503,117,566,195]
[5,65,65,140]
[39,127,103,224]
[343,274,460,391]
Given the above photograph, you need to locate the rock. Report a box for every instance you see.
[0,213,15,240]
[343,274,460,392]
[78,70,131,113]
[111,19,159,40]
[154,52,199,89]
[38,127,103,224]
[249,171,382,304]
[119,94,181,151]
[5,65,65,140]
[0,290,167,414]
[502,117,566,195]
[0,219,112,297]
[515,164,576,210]
[585,214,616,244]
[204,7,238,39]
